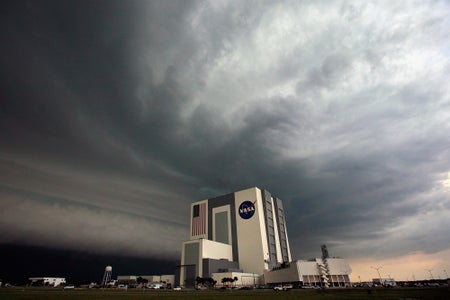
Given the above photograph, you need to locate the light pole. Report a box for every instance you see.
[444,269,449,279]
[425,269,434,280]
[371,266,383,285]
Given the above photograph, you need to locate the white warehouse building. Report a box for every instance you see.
[28,277,66,287]
[175,187,352,287]
[264,258,352,287]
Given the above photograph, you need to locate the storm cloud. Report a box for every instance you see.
[1,0,450,279]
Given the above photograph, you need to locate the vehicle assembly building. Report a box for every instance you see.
[175,187,352,287]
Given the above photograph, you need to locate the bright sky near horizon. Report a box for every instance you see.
[1,0,450,282]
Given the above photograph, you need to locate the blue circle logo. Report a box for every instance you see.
[239,201,256,219]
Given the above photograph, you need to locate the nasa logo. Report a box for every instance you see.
[238,201,256,219]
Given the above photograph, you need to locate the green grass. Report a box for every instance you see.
[1,287,449,300]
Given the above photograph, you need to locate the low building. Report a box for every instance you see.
[264,258,352,288]
[141,275,175,286]
[211,272,261,287]
[117,275,137,285]
[117,274,175,288]
[29,277,66,287]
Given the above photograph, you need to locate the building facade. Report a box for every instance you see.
[117,274,175,287]
[28,277,66,287]
[177,187,291,286]
[264,258,352,287]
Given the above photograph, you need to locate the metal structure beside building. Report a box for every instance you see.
[264,257,352,287]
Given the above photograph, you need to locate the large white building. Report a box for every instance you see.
[175,187,352,287]
[177,187,291,286]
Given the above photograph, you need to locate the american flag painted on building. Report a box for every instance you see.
[191,202,206,236]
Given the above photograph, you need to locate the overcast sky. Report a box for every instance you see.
[1,0,450,281]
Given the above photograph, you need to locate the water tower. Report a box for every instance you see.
[101,266,112,287]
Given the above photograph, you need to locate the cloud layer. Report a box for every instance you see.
[1,0,450,274]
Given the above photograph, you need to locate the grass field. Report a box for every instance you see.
[1,287,449,300]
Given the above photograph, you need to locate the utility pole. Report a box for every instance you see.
[425,269,434,280]
[371,266,383,285]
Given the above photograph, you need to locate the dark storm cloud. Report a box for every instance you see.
[1,1,137,162]
[0,0,198,258]
[1,0,450,268]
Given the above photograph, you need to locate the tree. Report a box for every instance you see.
[221,277,228,286]
[195,277,203,286]
[136,277,148,284]
[207,277,217,288]
[196,277,216,288]
[221,277,236,287]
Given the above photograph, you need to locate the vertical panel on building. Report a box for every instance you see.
[235,187,269,275]
[215,212,228,243]
[271,197,283,263]
[214,210,230,244]
[191,201,208,239]
[181,242,200,287]
[207,193,239,262]
[274,198,291,262]
[261,190,278,269]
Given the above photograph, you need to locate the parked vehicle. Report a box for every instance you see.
[63,285,75,290]
[273,284,292,291]
[149,283,163,289]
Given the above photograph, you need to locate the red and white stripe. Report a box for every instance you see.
[192,202,206,236]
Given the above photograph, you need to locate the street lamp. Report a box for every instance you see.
[444,269,449,279]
